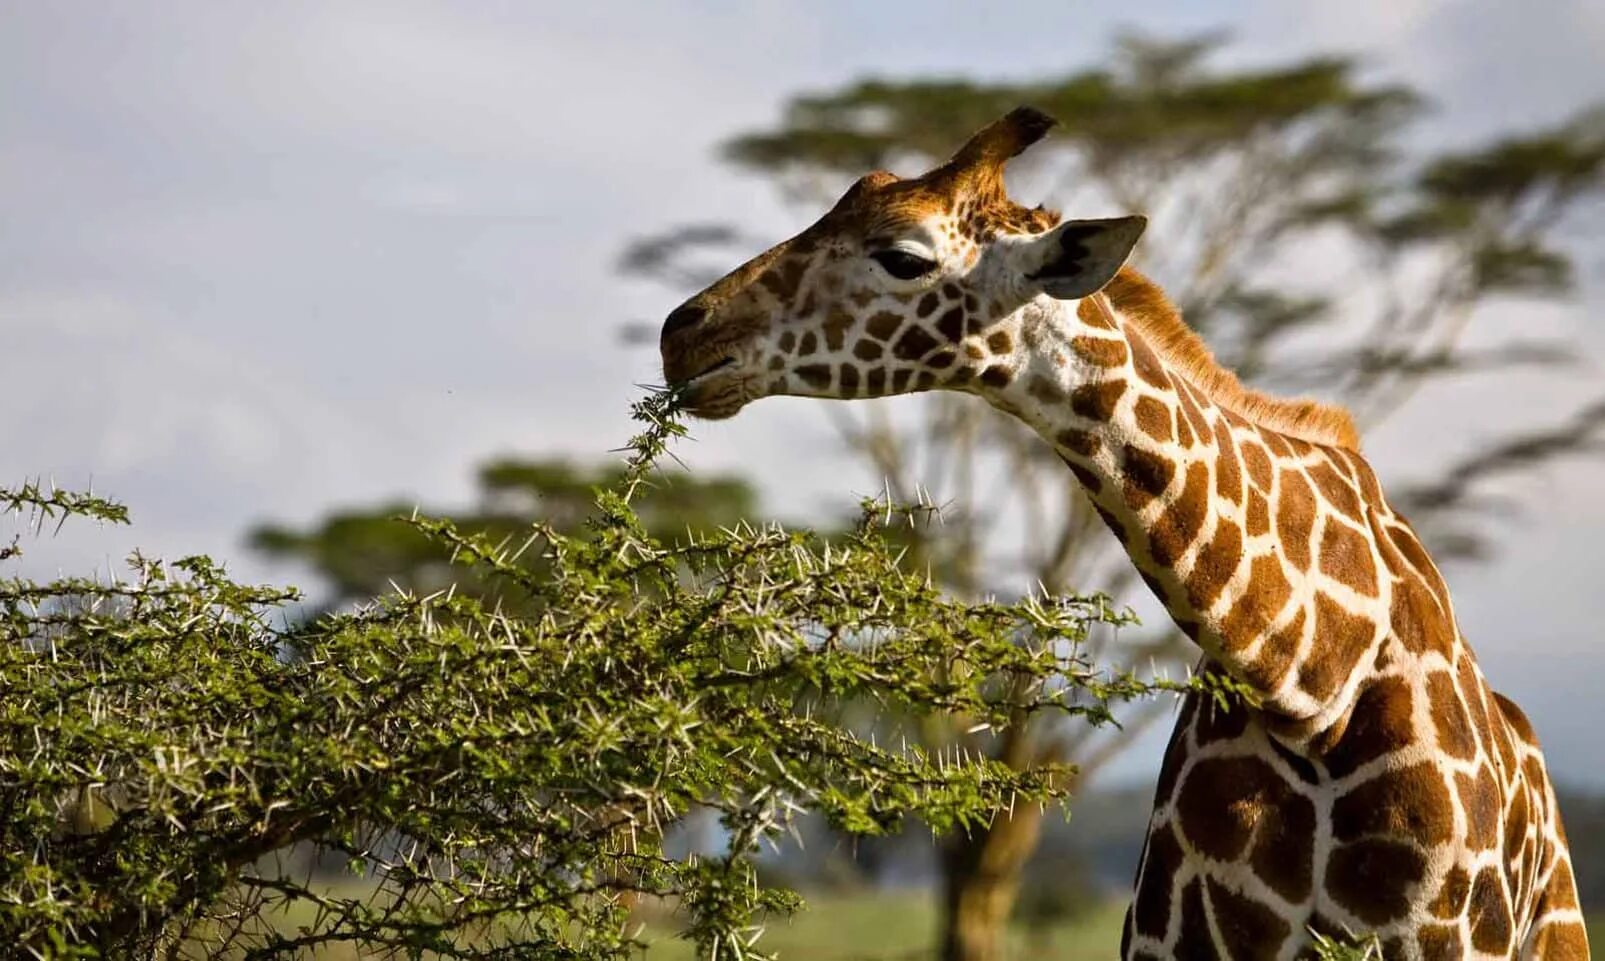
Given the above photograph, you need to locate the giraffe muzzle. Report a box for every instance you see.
[662,351,751,419]
[683,357,735,385]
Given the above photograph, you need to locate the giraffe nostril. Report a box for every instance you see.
[662,304,708,338]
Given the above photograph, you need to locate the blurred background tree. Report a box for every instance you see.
[250,459,762,614]
[619,31,1605,961]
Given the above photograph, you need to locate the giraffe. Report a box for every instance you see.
[657,107,1589,960]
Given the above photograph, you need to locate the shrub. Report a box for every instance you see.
[0,394,1196,959]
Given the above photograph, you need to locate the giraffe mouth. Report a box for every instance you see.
[684,357,736,385]
[670,356,752,420]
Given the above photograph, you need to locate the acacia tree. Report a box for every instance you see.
[1,395,1222,960]
[623,33,1605,961]
[249,457,765,614]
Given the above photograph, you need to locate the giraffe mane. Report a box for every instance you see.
[1097,267,1362,450]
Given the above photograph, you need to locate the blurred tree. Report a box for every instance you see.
[622,32,1605,961]
[250,458,761,613]
[1557,789,1605,912]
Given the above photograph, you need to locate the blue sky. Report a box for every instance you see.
[4,0,1604,786]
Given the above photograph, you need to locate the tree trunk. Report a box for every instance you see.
[938,801,1047,961]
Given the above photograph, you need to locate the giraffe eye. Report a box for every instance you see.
[870,249,937,281]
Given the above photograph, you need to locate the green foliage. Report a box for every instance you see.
[250,455,761,613]
[1306,930,1383,961]
[1,482,129,532]
[727,37,1417,187]
[0,393,1185,960]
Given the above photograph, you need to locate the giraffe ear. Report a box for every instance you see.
[1022,216,1147,299]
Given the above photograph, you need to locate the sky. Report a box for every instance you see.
[4,1,1604,787]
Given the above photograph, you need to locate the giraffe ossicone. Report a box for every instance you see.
[660,106,1588,960]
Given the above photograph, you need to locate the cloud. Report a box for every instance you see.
[4,0,1605,785]
[5,289,368,506]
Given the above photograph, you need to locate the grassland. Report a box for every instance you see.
[637,890,1127,960]
[216,884,1605,958]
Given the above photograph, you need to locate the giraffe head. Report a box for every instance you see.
[660,106,1146,418]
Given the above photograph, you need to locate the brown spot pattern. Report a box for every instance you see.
[1468,865,1513,954]
[1458,764,1502,851]
[1056,429,1099,457]
[1429,865,1472,918]
[1149,462,1209,567]
[1133,396,1174,443]
[1072,379,1127,421]
[865,311,901,341]
[1175,756,1316,904]
[1176,380,1213,442]
[1318,517,1378,596]
[1332,761,1454,844]
[1218,552,1293,651]
[1206,878,1291,961]
[893,324,937,360]
[1323,676,1414,778]
[1391,575,1455,657]
[1077,295,1117,330]
[1213,419,1243,502]
[1243,607,1302,693]
[839,364,861,395]
[1309,459,1363,519]
[1179,880,1220,961]
[1133,827,1184,938]
[1122,445,1174,508]
[979,365,1011,388]
[1387,522,1453,613]
[795,364,831,389]
[1187,519,1242,612]
[1298,592,1375,703]
[1418,924,1462,960]
[1326,838,1426,925]
[1072,334,1128,367]
[1276,469,1316,570]
[1194,697,1249,746]
[1241,442,1272,491]
[1127,329,1170,390]
[1426,672,1477,760]
[1245,489,1270,537]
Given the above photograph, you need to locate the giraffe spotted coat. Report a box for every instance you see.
[659,106,1589,960]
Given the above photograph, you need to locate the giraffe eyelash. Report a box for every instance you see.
[870,249,938,280]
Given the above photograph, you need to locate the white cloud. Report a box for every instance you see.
[4,0,1605,785]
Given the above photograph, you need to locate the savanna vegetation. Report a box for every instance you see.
[2,394,1237,959]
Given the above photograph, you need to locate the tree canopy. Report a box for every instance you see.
[1,395,1211,960]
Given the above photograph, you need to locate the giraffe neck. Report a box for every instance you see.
[982,292,1416,737]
